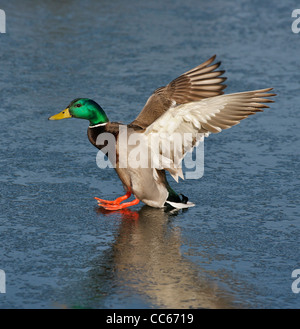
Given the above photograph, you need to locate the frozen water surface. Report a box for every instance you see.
[0,0,299,308]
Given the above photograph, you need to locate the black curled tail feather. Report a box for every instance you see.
[166,184,189,205]
[179,194,189,204]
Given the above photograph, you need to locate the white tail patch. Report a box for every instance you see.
[165,201,195,209]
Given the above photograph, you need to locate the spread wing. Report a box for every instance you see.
[131,55,227,129]
[143,88,276,182]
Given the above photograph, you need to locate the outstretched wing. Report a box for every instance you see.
[131,55,227,129]
[143,88,276,182]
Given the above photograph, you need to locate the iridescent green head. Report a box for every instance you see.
[49,98,109,126]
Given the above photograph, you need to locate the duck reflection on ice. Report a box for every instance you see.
[96,205,235,309]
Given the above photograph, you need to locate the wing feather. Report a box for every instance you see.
[131,55,227,129]
[143,88,276,181]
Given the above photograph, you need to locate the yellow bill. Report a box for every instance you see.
[48,108,72,120]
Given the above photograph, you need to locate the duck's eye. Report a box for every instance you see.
[76,104,82,108]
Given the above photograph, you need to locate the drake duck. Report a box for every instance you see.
[49,55,275,210]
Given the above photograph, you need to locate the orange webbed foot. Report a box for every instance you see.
[95,191,140,211]
[95,191,131,205]
[101,198,140,211]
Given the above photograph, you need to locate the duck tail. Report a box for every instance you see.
[165,185,195,209]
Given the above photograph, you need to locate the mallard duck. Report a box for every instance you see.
[49,55,275,210]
